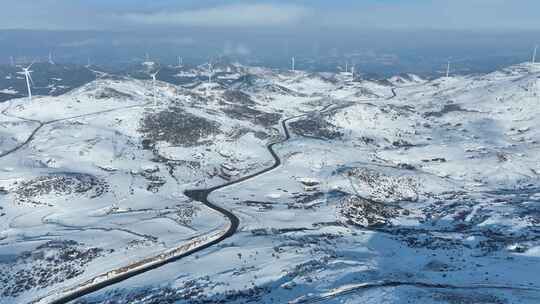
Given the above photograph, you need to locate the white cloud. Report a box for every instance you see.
[119,4,309,28]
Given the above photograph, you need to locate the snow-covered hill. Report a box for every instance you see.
[1,62,540,303]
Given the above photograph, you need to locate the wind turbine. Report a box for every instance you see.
[48,51,55,65]
[150,69,160,105]
[445,59,451,78]
[291,56,295,72]
[351,65,355,81]
[86,66,108,97]
[208,61,213,85]
[345,61,348,73]
[19,62,35,101]
[532,45,538,64]
[177,56,183,67]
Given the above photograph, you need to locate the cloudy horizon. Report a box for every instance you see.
[1,0,540,31]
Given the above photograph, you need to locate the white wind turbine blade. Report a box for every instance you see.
[151,69,160,81]
[24,71,32,101]
[26,60,36,70]
[27,72,34,86]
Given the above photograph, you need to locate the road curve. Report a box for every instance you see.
[40,104,335,304]
[0,122,44,158]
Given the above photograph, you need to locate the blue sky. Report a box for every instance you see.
[1,0,539,31]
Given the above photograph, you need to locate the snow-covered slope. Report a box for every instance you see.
[1,63,540,304]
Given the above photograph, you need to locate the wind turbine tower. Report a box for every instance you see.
[533,45,538,64]
[446,60,451,78]
[208,62,213,84]
[20,63,34,101]
[351,65,355,80]
[151,69,160,106]
[48,51,55,65]
[178,56,183,67]
[291,56,295,72]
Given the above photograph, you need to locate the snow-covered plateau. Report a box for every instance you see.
[1,62,540,303]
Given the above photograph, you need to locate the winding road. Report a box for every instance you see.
[26,103,337,304]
